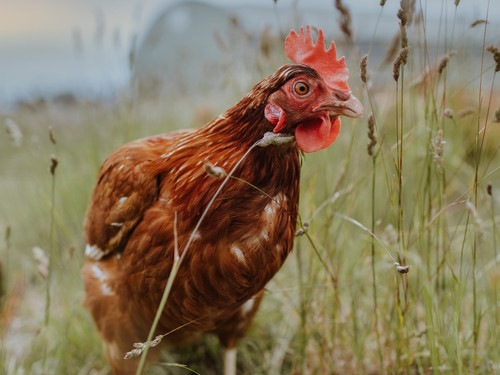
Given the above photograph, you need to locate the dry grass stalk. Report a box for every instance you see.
[393,47,409,81]
[212,29,228,52]
[335,0,353,44]
[259,27,272,59]
[384,33,401,66]
[414,9,423,26]
[1,225,10,303]
[4,225,10,244]
[367,113,377,156]
[360,54,368,83]
[438,51,457,75]
[486,45,500,72]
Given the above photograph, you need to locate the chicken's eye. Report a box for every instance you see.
[293,81,310,96]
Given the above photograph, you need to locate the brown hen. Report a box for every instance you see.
[83,26,362,375]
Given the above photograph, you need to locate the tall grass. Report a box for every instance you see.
[1,1,500,374]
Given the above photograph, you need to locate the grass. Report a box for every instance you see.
[1,1,500,374]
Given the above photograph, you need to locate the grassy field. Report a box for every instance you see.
[1,1,500,374]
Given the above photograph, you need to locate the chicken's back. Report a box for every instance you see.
[83,129,192,259]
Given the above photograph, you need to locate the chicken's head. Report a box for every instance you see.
[264,26,363,153]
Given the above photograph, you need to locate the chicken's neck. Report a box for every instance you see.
[201,95,300,194]
[204,94,274,144]
[160,94,301,246]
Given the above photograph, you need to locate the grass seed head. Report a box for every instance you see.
[32,247,49,279]
[204,161,227,179]
[393,47,409,81]
[367,112,377,156]
[125,335,164,359]
[50,155,59,176]
[48,126,56,145]
[335,0,353,44]
[380,0,386,6]
[471,19,488,28]
[360,54,368,83]
[458,107,476,118]
[397,7,408,28]
[486,45,500,72]
[494,108,500,123]
[150,335,163,347]
[124,348,142,360]
[395,262,411,274]
[438,51,456,75]
[397,0,415,48]
[256,132,294,147]
[399,25,408,48]
[443,108,454,119]
[295,221,310,237]
[4,118,23,147]
[432,130,445,172]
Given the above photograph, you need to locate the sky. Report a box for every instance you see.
[0,0,498,108]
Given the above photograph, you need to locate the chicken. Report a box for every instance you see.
[82,26,362,375]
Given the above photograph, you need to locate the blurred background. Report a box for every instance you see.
[1,0,498,109]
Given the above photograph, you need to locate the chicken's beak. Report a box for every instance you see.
[315,93,364,119]
[337,94,363,118]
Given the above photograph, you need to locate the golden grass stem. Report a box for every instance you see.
[370,154,385,371]
[360,49,385,369]
[471,3,490,370]
[0,225,11,374]
[295,241,307,374]
[42,135,59,371]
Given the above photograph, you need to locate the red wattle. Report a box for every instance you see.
[295,116,341,153]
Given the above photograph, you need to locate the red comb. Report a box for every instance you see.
[285,26,350,94]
